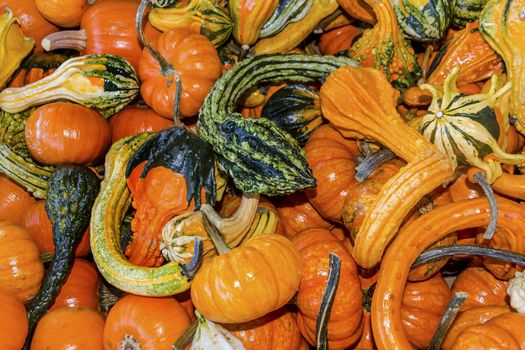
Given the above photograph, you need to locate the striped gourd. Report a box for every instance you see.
[197,54,359,196]
[150,0,181,7]
[148,0,233,47]
[259,0,314,38]
[229,0,279,46]
[452,0,488,27]
[419,67,525,183]
[90,132,193,296]
[0,108,53,199]
[0,54,139,118]
[391,0,452,41]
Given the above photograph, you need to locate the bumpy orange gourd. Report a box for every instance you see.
[0,175,36,225]
[109,104,174,143]
[25,102,111,166]
[35,0,89,28]
[0,288,28,350]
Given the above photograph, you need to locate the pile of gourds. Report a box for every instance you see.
[0,0,524,349]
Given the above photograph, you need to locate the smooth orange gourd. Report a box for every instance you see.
[0,174,36,225]
[319,24,363,56]
[109,104,174,143]
[35,0,90,28]
[0,288,28,350]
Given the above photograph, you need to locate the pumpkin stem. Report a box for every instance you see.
[427,292,468,350]
[172,73,182,127]
[41,29,87,52]
[316,253,342,350]
[238,44,251,61]
[412,244,525,269]
[179,238,203,280]
[202,209,231,255]
[355,148,397,182]
[172,320,198,350]
[473,172,498,240]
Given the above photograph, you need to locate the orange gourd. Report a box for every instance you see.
[337,0,375,24]
[0,221,44,303]
[35,0,90,28]
[24,200,91,257]
[24,102,111,166]
[31,307,105,350]
[293,228,363,349]
[109,104,174,143]
[319,24,363,56]
[103,294,191,349]
[0,174,36,225]
[0,289,28,350]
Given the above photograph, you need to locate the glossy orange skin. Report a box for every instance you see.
[448,174,481,202]
[24,200,91,257]
[103,295,191,349]
[25,102,111,166]
[191,235,301,324]
[401,274,452,349]
[138,28,222,119]
[49,258,100,312]
[31,307,105,350]
[304,124,359,223]
[0,289,28,350]
[35,0,88,28]
[0,175,35,225]
[293,228,363,349]
[0,221,44,303]
[451,267,510,311]
[338,0,375,23]
[319,24,363,56]
[226,308,306,350]
[0,0,58,52]
[109,105,174,143]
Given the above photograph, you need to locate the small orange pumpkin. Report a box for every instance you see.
[0,288,28,350]
[35,0,90,28]
[109,104,174,143]
[0,174,36,225]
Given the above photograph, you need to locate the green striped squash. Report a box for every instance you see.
[392,0,452,41]
[197,54,359,196]
[0,54,139,118]
[419,67,525,183]
[452,0,488,27]
[259,0,314,38]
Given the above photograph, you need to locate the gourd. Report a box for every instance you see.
[229,0,279,46]
[0,174,36,225]
[30,307,105,350]
[319,24,363,56]
[0,9,34,89]
[103,294,191,349]
[24,165,100,349]
[0,54,140,118]
[148,0,233,47]
[25,102,111,166]
[391,0,451,41]
[109,104,174,143]
[259,0,314,38]
[190,311,246,349]
[0,222,44,303]
[320,65,454,268]
[337,0,375,24]
[198,54,358,196]
[452,0,488,27]
[508,271,525,313]
[9,53,68,87]
[35,0,91,28]
[0,288,28,350]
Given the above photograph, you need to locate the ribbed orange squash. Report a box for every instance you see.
[0,288,28,350]
[0,175,36,225]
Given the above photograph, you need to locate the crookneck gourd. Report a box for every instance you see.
[197,53,358,196]
[0,54,139,118]
[320,65,454,269]
[259,0,314,38]
[391,0,452,41]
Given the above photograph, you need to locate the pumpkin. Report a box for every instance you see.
[319,23,363,56]
[337,0,375,24]
[103,294,191,349]
[24,200,91,257]
[8,52,68,88]
[49,258,99,312]
[0,174,36,225]
[0,221,44,303]
[293,228,363,349]
[304,124,359,223]
[30,307,105,350]
[320,65,454,268]
[109,103,174,143]
[225,308,306,350]
[35,0,90,28]
[0,288,28,350]
[41,0,161,70]
[0,0,58,53]
[229,0,278,46]
[138,28,222,119]
[25,102,111,166]
[401,274,452,349]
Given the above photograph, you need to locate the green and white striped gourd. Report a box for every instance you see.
[452,0,488,27]
[259,0,314,38]
[391,0,452,41]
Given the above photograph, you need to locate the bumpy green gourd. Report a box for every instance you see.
[392,0,452,41]
[452,0,488,27]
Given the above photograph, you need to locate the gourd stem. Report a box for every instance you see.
[316,253,341,350]
[412,245,525,269]
[179,238,203,280]
[314,8,344,34]
[202,209,231,255]
[427,292,468,350]
[355,148,396,182]
[172,320,198,350]
[41,29,87,52]
[473,172,498,239]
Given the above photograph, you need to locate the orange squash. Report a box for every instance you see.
[319,24,363,56]
[0,288,28,350]
[0,174,36,225]
[337,0,375,24]
[35,0,90,28]
[103,294,191,349]
[31,307,105,350]
[109,104,174,143]
[24,102,111,166]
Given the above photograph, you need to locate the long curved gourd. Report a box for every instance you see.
[259,0,313,38]
[480,0,525,132]
[371,197,525,350]
[320,66,454,268]
[90,132,193,296]
[197,54,358,196]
